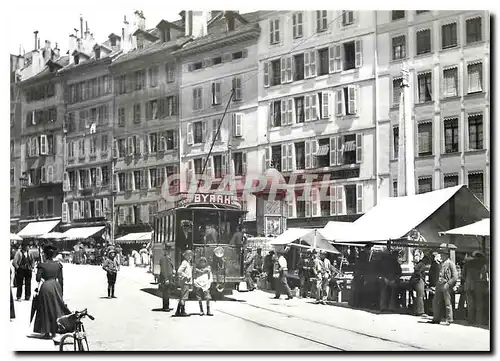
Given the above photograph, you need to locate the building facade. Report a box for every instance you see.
[110,11,188,238]
[16,38,67,232]
[59,27,123,238]
[377,10,490,207]
[177,11,261,227]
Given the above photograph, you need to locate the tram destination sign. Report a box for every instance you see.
[193,193,233,205]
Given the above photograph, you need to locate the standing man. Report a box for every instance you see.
[244,247,256,291]
[273,248,293,300]
[297,251,311,298]
[13,242,34,301]
[429,247,458,325]
[321,252,332,303]
[264,250,275,290]
[312,250,325,304]
[159,244,175,312]
[411,253,430,317]
[463,251,488,325]
[102,248,120,299]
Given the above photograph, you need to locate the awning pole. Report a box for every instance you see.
[314,229,317,249]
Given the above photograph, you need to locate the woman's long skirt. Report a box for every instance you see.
[33,279,70,335]
[10,287,15,319]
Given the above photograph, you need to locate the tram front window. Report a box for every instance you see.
[190,210,242,245]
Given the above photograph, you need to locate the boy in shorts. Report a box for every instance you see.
[175,250,193,317]
[193,257,214,316]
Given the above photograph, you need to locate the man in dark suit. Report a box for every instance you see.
[159,244,175,312]
[13,243,34,301]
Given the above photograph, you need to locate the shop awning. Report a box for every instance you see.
[61,226,105,241]
[10,233,23,241]
[337,185,487,243]
[269,228,318,246]
[322,221,355,241]
[268,228,340,254]
[315,145,329,156]
[440,218,490,237]
[17,220,60,238]
[115,232,152,244]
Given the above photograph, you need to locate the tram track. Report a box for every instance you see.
[220,299,427,351]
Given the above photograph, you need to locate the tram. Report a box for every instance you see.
[151,192,246,297]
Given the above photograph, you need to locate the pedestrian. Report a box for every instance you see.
[33,244,71,339]
[140,244,149,267]
[10,268,15,320]
[13,242,34,301]
[379,250,402,312]
[273,248,293,300]
[264,250,275,290]
[349,243,372,308]
[297,251,311,298]
[312,250,325,304]
[426,252,440,315]
[428,247,458,325]
[158,244,175,312]
[463,251,488,325]
[244,247,256,291]
[175,250,193,317]
[102,248,120,299]
[193,256,214,316]
[320,252,331,303]
[410,253,429,316]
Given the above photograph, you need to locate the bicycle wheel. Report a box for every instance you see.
[59,334,76,351]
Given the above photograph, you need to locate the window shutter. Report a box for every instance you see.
[96,167,102,187]
[287,99,294,125]
[27,138,32,158]
[264,62,270,87]
[356,133,363,163]
[202,121,208,141]
[127,137,133,156]
[95,199,102,218]
[355,40,363,68]
[242,153,247,175]
[80,200,86,219]
[334,44,342,72]
[348,86,356,114]
[268,102,274,127]
[280,100,287,126]
[113,139,118,158]
[113,173,119,192]
[40,135,47,155]
[265,147,271,170]
[233,113,243,137]
[330,137,337,166]
[309,50,317,77]
[329,46,335,73]
[336,89,344,116]
[63,171,70,191]
[305,95,311,122]
[286,57,293,83]
[305,140,312,169]
[134,135,141,155]
[62,202,69,223]
[330,185,336,215]
[40,166,46,184]
[73,202,80,220]
[118,207,125,225]
[312,188,319,217]
[47,165,54,183]
[173,130,179,149]
[206,156,213,177]
[102,198,109,215]
[322,92,330,119]
[76,170,82,190]
[311,94,318,120]
[33,137,39,156]
[187,123,194,145]
[287,143,294,172]
[356,184,363,214]
[337,136,344,165]
[269,19,275,44]
[304,51,310,78]
[336,185,344,215]
[280,58,287,84]
[281,144,288,172]
[311,140,318,168]
[221,154,227,177]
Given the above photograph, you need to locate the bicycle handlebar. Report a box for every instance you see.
[75,308,95,321]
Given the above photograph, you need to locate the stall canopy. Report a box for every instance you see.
[10,233,23,241]
[115,232,152,244]
[440,218,490,237]
[40,232,66,240]
[268,228,340,254]
[61,226,105,241]
[337,185,489,244]
[17,220,60,238]
[322,221,355,241]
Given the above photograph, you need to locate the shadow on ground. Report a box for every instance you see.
[140,287,246,302]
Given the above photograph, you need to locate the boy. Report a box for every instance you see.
[193,257,214,316]
[175,250,193,317]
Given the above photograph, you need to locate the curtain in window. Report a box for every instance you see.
[468,173,484,202]
[443,68,458,97]
[418,123,432,155]
[468,63,483,93]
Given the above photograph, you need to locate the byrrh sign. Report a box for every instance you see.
[193,193,233,205]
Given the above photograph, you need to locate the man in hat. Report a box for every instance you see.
[273,247,293,300]
[244,247,256,291]
[102,248,120,298]
[159,244,175,312]
[175,250,193,317]
[264,250,275,290]
[13,242,34,301]
[320,252,332,302]
[312,249,325,304]
[297,250,312,298]
[429,246,458,325]
[463,251,488,325]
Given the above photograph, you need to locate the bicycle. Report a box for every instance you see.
[55,308,95,351]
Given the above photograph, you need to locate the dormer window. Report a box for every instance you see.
[227,16,235,31]
[95,48,101,60]
[110,38,116,46]
[74,54,80,64]
[160,28,171,42]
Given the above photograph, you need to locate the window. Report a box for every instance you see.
[342,134,357,165]
[418,123,433,156]
[101,166,109,185]
[292,12,303,38]
[213,155,224,178]
[211,82,221,105]
[270,101,282,127]
[90,136,97,155]
[444,118,459,153]
[191,62,202,71]
[271,60,281,86]
[148,66,158,87]
[193,121,204,144]
[232,51,244,60]
[293,54,304,81]
[117,75,127,94]
[342,11,354,26]
[468,173,484,202]
[192,87,203,110]
[134,70,145,90]
[316,11,328,32]
[269,19,280,44]
[194,158,203,175]
[393,78,403,105]
[416,29,431,55]
[149,169,157,188]
[133,171,141,190]
[295,96,305,123]
[118,108,125,126]
[392,35,406,60]
[295,142,305,170]
[315,138,330,168]
[233,152,246,176]
[418,72,432,103]
[444,174,459,188]
[28,200,35,216]
[336,86,358,116]
[467,63,483,93]
[270,145,282,171]
[118,139,126,157]
[441,23,458,49]
[393,181,398,197]
[443,67,458,98]
[10,168,15,185]
[133,103,141,123]
[232,77,242,101]
[392,11,405,21]
[393,127,399,158]
[466,17,482,44]
[345,185,357,215]
[343,41,356,70]
[165,63,174,83]
[118,173,125,191]
[37,199,44,216]
[149,133,158,153]
[147,100,158,120]
[468,114,483,150]
[315,48,329,76]
[101,134,108,153]
[418,177,433,194]
[165,130,177,150]
[166,95,177,116]
[416,10,429,14]
[212,57,222,65]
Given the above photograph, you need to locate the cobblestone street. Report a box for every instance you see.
[10,264,490,351]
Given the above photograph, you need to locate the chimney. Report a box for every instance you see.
[38,39,41,50]
[134,10,146,31]
[43,40,52,63]
[80,15,84,39]
[34,30,39,50]
[122,15,130,52]
[186,11,208,38]
[53,43,60,59]
[68,34,77,64]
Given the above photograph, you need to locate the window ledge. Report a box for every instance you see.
[440,45,459,52]
[341,68,357,75]
[441,96,461,102]
[414,52,432,59]
[415,101,434,107]
[465,91,485,98]
[316,74,329,80]
[465,148,486,155]
[391,57,409,64]
[416,154,434,160]
[464,40,485,47]
[441,151,461,157]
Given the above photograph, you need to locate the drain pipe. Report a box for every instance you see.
[374,11,380,206]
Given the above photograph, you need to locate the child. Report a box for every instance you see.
[102,248,120,298]
[193,257,214,316]
[175,250,193,317]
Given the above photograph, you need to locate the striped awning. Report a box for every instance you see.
[343,141,356,152]
[315,144,329,156]
[61,226,105,241]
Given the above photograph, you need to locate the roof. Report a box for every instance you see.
[59,49,121,73]
[17,220,60,238]
[18,55,69,85]
[112,36,191,65]
[133,28,159,42]
[440,218,490,237]
[337,185,487,243]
